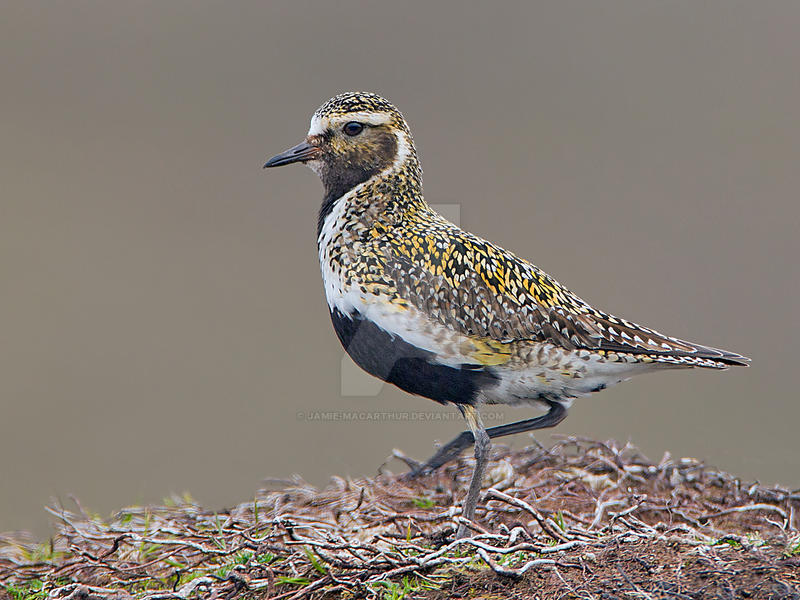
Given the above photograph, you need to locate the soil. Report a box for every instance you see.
[1,437,799,599]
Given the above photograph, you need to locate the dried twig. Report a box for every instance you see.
[1,438,797,599]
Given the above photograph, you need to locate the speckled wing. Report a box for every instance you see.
[384,251,595,347]
[382,232,748,368]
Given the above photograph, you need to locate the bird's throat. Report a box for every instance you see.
[316,155,422,238]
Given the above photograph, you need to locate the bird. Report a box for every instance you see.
[263,91,749,539]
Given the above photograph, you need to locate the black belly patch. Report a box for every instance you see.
[330,307,498,405]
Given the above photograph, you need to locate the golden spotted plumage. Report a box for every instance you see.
[318,121,744,370]
[265,91,749,538]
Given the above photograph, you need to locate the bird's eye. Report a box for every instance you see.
[343,121,364,136]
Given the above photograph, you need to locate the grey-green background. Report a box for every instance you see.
[2,1,798,536]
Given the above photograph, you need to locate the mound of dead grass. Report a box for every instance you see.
[2,438,799,599]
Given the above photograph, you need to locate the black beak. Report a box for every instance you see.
[263,140,321,168]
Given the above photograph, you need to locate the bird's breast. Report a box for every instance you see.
[328,306,499,405]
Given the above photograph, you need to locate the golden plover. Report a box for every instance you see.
[264,92,749,538]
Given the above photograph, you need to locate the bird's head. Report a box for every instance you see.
[264,92,418,201]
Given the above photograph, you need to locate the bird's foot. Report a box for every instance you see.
[401,431,477,480]
[455,522,471,540]
[392,449,429,480]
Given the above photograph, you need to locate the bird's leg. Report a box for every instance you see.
[456,405,489,539]
[407,401,567,478]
